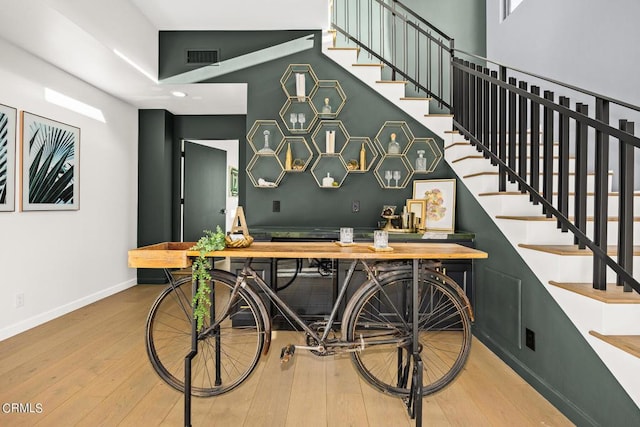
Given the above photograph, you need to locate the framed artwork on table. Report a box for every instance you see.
[21,112,80,211]
[0,103,17,212]
[406,198,426,231]
[412,179,456,232]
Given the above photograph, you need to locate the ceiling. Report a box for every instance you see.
[0,0,329,115]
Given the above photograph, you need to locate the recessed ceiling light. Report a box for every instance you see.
[171,91,187,97]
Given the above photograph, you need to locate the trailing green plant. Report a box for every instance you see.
[190,226,226,331]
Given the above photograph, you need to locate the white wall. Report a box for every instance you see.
[0,38,138,340]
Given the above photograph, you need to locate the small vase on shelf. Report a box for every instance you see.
[359,143,366,171]
[322,173,335,187]
[415,150,427,171]
[387,133,400,154]
[285,143,293,170]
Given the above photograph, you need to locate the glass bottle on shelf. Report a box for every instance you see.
[359,143,366,171]
[387,132,400,154]
[321,97,332,114]
[285,142,293,170]
[415,150,427,171]
[259,130,274,153]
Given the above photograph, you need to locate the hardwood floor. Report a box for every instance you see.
[0,285,573,426]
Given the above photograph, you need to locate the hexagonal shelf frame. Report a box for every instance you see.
[246,154,285,188]
[278,98,318,134]
[310,80,347,119]
[277,136,313,173]
[311,120,350,154]
[280,64,319,101]
[374,156,413,189]
[341,136,378,173]
[247,120,285,154]
[374,121,415,156]
[406,137,443,174]
[310,154,348,188]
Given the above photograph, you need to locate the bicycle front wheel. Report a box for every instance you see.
[344,270,472,397]
[146,270,265,397]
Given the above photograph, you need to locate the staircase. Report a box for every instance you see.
[321,20,640,413]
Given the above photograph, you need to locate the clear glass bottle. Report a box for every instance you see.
[387,132,400,154]
[321,97,332,114]
[415,150,427,171]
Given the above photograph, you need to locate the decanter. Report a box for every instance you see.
[321,97,332,114]
[387,133,400,154]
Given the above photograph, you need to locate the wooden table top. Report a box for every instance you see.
[128,241,488,269]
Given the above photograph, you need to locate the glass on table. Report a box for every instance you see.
[340,227,354,244]
[373,230,388,248]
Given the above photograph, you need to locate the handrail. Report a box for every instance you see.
[331,0,639,295]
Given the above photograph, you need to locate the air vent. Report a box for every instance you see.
[186,49,219,65]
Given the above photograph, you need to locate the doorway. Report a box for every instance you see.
[181,139,239,242]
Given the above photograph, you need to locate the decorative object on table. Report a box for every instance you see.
[359,143,366,171]
[229,167,238,197]
[0,103,17,212]
[285,143,293,170]
[259,130,274,153]
[190,226,226,331]
[322,172,335,187]
[387,132,400,154]
[325,130,335,153]
[400,206,416,232]
[346,159,359,171]
[21,111,80,211]
[321,97,332,114]
[257,178,277,187]
[413,179,457,232]
[415,150,427,171]
[406,198,427,231]
[380,205,399,231]
[224,206,254,248]
[295,73,306,101]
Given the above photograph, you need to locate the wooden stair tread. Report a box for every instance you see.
[453,155,573,163]
[444,141,470,149]
[425,113,454,117]
[549,281,640,304]
[352,63,383,67]
[327,46,358,51]
[375,80,407,84]
[589,331,640,358]
[519,244,640,256]
[400,97,432,101]
[496,215,640,222]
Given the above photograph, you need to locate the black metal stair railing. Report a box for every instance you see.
[331,0,640,295]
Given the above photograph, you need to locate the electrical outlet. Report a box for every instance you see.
[525,328,535,351]
[352,200,360,213]
[15,293,24,308]
[272,200,280,212]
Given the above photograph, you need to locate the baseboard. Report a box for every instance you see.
[0,278,138,341]
[473,329,599,427]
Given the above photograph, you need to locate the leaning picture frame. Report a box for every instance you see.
[21,112,80,211]
[229,166,239,197]
[405,198,427,231]
[412,179,456,231]
[0,103,17,212]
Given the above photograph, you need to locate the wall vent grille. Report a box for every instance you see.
[186,49,219,65]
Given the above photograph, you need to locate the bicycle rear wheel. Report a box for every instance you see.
[344,270,471,397]
[146,270,265,396]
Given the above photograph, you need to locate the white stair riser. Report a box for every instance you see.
[455,170,612,194]
[516,247,640,283]
[479,194,640,217]
[322,48,358,69]
[450,156,577,175]
[397,99,430,117]
[417,116,453,141]
[444,143,480,160]
[350,65,383,84]
[496,218,640,245]
[445,141,561,159]
[373,82,406,102]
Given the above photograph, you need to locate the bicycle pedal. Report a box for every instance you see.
[280,344,295,364]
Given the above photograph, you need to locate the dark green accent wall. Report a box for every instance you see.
[456,182,640,426]
[137,109,174,283]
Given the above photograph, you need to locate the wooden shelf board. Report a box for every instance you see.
[519,244,640,256]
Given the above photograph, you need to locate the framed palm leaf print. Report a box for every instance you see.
[0,104,17,212]
[21,112,80,211]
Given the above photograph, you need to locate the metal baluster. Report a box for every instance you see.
[558,96,570,230]
[484,68,492,163]
[508,77,517,180]
[543,91,555,216]
[462,61,470,133]
[618,120,635,292]
[518,81,528,191]
[490,70,498,168]
[592,98,610,288]
[469,62,476,141]
[530,86,541,200]
[499,67,508,192]
[574,103,588,249]
[476,64,484,148]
